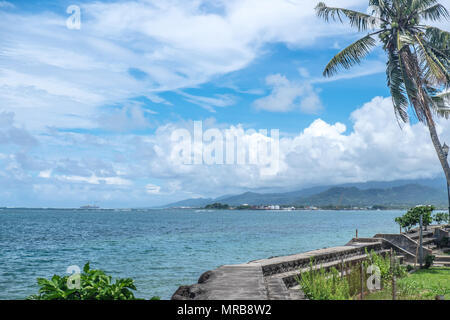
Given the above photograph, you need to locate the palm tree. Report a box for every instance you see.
[316,0,450,186]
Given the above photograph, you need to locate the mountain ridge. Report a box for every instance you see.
[162,178,448,208]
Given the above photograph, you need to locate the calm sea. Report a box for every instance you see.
[0,208,402,300]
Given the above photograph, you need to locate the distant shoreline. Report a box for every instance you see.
[0,206,447,212]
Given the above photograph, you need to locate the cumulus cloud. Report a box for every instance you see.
[1,95,450,206]
[253,74,323,113]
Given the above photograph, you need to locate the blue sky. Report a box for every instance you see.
[0,0,449,207]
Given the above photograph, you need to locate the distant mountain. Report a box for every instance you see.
[295,184,447,207]
[164,198,214,208]
[162,178,448,208]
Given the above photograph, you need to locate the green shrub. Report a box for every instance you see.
[297,251,408,300]
[424,255,435,269]
[363,249,407,285]
[27,262,160,300]
[434,212,449,225]
[296,260,350,300]
[395,206,434,231]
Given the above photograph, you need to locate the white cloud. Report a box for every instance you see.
[0,0,368,130]
[1,95,450,206]
[146,184,161,194]
[38,170,52,178]
[0,1,14,9]
[0,112,37,147]
[56,174,132,186]
[177,91,237,112]
[311,59,386,84]
[120,96,450,197]
[253,74,323,113]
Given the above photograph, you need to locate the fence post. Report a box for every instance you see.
[419,214,423,268]
[341,258,344,280]
[360,262,364,300]
[390,248,396,300]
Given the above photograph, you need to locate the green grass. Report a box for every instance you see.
[365,267,450,300]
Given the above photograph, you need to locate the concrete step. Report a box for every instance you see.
[257,243,385,277]
[265,277,291,300]
[288,285,307,300]
[268,250,391,289]
[434,262,450,267]
[435,255,450,263]
[407,231,434,240]
[423,238,435,245]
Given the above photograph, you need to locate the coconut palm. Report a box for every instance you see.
[316,0,450,185]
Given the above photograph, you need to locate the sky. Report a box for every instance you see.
[0,0,449,208]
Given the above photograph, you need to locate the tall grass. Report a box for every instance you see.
[297,250,407,300]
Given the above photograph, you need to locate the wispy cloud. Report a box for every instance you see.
[253,74,323,114]
[177,91,237,112]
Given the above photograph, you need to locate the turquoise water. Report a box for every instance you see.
[0,208,402,300]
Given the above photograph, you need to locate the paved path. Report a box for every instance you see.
[172,242,383,300]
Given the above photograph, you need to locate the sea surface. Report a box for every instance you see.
[0,208,403,300]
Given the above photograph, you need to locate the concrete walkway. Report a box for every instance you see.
[172,264,267,300]
[172,242,388,300]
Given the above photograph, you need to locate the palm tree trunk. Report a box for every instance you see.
[423,107,450,184]
[403,48,450,186]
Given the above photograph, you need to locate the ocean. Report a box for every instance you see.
[0,208,402,299]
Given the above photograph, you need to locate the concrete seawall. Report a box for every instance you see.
[172,240,398,300]
[172,226,448,300]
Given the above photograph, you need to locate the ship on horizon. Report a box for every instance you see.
[79,205,100,210]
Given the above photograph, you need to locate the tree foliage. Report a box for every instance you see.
[316,0,450,126]
[27,262,160,300]
[395,205,435,231]
[433,211,450,224]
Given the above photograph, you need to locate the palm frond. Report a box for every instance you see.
[387,49,410,123]
[419,4,450,21]
[396,31,415,50]
[369,0,396,20]
[398,48,427,122]
[414,34,448,85]
[424,26,450,52]
[323,34,377,77]
[315,2,381,31]
[411,0,439,13]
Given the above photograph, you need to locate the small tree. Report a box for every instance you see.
[395,205,434,231]
[433,212,450,225]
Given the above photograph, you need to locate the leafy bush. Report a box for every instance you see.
[363,249,407,285]
[297,260,350,300]
[424,255,435,269]
[27,262,160,300]
[297,251,407,300]
[433,212,450,225]
[395,206,434,231]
